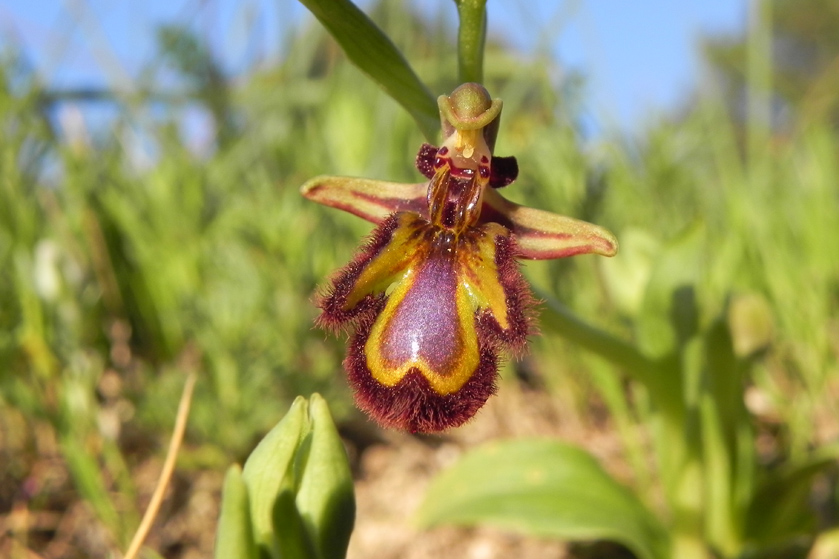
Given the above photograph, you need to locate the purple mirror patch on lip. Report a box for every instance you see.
[378,252,463,376]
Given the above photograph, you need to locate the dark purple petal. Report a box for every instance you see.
[489,155,519,188]
[415,143,438,179]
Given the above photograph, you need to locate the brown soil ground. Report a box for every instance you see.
[1,376,640,559]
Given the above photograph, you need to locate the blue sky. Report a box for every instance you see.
[0,0,746,133]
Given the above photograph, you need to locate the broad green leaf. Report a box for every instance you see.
[215,465,258,559]
[294,394,356,559]
[417,439,669,559]
[237,395,355,559]
[242,396,308,552]
[273,488,318,559]
[296,0,439,141]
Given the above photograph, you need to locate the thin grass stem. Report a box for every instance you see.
[123,371,197,559]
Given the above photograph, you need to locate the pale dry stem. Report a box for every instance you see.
[123,371,197,559]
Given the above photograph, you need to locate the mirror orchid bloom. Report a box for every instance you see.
[301,83,617,433]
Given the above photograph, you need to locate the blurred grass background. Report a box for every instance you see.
[1,0,838,557]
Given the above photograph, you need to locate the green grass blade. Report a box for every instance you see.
[296,0,439,141]
[60,436,127,546]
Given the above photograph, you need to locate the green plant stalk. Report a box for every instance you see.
[655,347,709,558]
[454,0,487,84]
[537,289,656,387]
[543,297,685,493]
[60,436,128,546]
[700,394,740,557]
[539,290,716,555]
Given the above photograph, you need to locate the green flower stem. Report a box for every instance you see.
[454,0,487,84]
[537,289,655,383]
[538,290,689,424]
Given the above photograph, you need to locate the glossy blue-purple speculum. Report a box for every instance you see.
[302,83,619,432]
[379,254,461,374]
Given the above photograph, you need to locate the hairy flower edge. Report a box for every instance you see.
[316,213,535,432]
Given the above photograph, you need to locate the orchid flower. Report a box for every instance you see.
[301,83,617,433]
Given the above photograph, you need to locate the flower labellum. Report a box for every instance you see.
[302,83,618,432]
